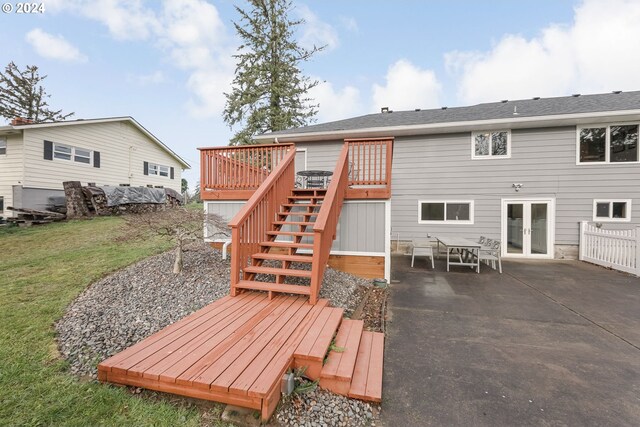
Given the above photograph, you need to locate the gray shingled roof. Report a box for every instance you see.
[268,91,640,136]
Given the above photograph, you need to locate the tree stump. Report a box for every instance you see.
[63,181,90,218]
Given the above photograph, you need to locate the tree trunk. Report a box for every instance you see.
[173,244,183,274]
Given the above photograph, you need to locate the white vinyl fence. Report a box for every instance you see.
[579,221,640,276]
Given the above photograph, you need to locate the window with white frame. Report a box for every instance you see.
[148,162,170,177]
[578,124,639,163]
[54,142,92,165]
[0,137,6,155]
[418,200,474,224]
[593,199,631,221]
[472,130,510,159]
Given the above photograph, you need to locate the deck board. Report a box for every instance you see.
[98,292,382,421]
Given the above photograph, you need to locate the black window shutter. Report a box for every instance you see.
[143,161,149,175]
[93,151,100,168]
[44,140,53,160]
[170,167,174,179]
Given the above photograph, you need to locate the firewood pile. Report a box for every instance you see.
[65,181,183,218]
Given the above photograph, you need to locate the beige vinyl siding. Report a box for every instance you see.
[0,134,25,216]
[21,121,182,192]
[391,126,640,246]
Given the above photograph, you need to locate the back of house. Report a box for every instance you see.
[202,90,640,279]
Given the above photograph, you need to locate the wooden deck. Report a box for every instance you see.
[98,292,384,421]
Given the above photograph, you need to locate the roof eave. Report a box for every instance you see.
[255,109,640,143]
[8,117,191,168]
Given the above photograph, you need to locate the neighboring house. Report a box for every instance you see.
[201,90,640,281]
[0,117,190,217]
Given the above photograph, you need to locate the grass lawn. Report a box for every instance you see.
[0,217,222,426]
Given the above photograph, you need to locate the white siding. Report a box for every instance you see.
[0,134,24,216]
[21,121,183,192]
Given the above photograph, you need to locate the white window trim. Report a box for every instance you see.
[592,199,632,222]
[471,130,511,160]
[53,142,93,166]
[576,122,640,165]
[148,162,170,178]
[418,200,475,225]
[0,137,7,155]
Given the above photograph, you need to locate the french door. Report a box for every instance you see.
[501,199,555,258]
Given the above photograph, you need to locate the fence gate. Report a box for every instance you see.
[579,221,640,276]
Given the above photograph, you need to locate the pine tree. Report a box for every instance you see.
[224,0,323,145]
[0,62,74,123]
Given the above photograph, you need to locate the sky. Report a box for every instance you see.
[1,0,640,190]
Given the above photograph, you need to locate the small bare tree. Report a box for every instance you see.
[123,208,228,274]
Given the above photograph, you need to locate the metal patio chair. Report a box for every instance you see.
[478,240,502,273]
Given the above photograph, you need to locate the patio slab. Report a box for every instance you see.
[382,256,640,426]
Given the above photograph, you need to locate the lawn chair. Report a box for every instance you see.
[478,240,502,273]
[411,239,435,269]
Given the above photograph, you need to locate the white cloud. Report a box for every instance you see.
[372,59,442,111]
[25,28,87,63]
[309,80,364,122]
[130,70,166,85]
[446,0,640,104]
[47,0,234,117]
[297,4,339,52]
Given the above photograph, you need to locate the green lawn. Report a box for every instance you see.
[0,217,217,426]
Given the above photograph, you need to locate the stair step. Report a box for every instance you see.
[348,331,384,403]
[278,211,318,217]
[294,307,344,379]
[260,241,314,250]
[288,196,325,200]
[235,280,311,296]
[319,319,364,396]
[282,203,322,208]
[273,221,315,227]
[267,231,314,237]
[292,189,327,194]
[244,266,312,278]
[251,253,313,263]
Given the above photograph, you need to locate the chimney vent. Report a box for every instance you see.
[572,93,580,97]
[380,107,389,113]
[532,97,540,100]
[612,90,622,94]
[441,106,448,110]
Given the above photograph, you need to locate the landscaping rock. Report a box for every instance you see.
[56,243,369,378]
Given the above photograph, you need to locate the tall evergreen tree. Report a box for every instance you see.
[0,62,74,123]
[224,0,323,145]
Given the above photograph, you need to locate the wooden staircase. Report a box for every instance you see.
[294,309,384,402]
[236,188,326,299]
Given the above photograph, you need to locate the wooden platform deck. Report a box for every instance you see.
[98,292,384,421]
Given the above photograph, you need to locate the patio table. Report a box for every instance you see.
[435,236,482,273]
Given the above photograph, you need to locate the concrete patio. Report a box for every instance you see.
[382,255,640,426]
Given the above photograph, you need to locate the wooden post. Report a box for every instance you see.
[63,181,90,219]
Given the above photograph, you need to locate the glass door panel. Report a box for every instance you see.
[530,203,548,255]
[507,203,524,254]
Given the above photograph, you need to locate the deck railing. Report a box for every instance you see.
[228,148,297,295]
[346,138,393,199]
[579,221,640,276]
[199,143,295,199]
[309,143,350,304]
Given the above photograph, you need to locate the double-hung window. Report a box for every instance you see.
[0,137,6,155]
[578,124,639,163]
[418,200,474,224]
[472,130,510,159]
[53,142,92,165]
[593,199,631,222]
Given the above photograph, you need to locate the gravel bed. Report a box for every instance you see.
[274,379,381,427]
[56,243,371,378]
